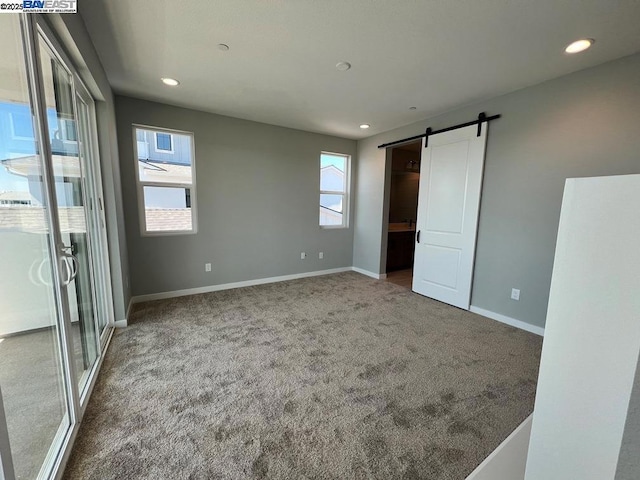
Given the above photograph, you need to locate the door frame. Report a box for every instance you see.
[380,128,487,308]
[73,80,116,349]
[22,15,81,479]
[0,387,15,480]
[383,141,422,274]
[34,15,116,401]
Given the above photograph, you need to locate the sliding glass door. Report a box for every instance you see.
[0,14,114,480]
[37,31,101,394]
[0,16,72,480]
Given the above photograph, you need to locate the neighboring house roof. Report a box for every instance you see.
[320,205,342,226]
[320,164,345,193]
[139,160,192,184]
[320,205,341,214]
[145,208,192,231]
[1,155,191,184]
[0,191,39,204]
[320,165,343,175]
[0,206,192,233]
[1,155,82,178]
[320,165,344,184]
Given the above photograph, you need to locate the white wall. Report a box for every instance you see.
[525,174,640,479]
[466,416,532,480]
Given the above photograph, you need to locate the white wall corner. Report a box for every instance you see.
[351,266,387,280]
[470,306,545,336]
[466,415,533,480]
[114,298,133,328]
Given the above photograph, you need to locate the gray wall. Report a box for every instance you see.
[115,96,357,296]
[353,53,640,328]
[46,13,131,321]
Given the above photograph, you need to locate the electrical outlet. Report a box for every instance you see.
[511,288,520,301]
[301,252,306,259]
[205,263,212,272]
[319,252,324,259]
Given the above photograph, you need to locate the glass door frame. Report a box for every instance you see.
[21,14,80,480]
[0,14,116,480]
[32,15,116,405]
[0,387,15,480]
[73,81,116,352]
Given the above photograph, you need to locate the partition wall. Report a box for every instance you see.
[0,13,115,480]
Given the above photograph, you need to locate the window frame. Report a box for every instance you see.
[154,131,174,153]
[319,151,350,229]
[132,124,198,236]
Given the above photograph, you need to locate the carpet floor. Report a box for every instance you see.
[63,272,542,479]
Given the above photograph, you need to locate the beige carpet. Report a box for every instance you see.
[64,272,542,479]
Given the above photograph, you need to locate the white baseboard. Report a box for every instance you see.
[351,267,387,280]
[465,415,532,480]
[113,298,133,328]
[131,267,353,304]
[470,306,544,336]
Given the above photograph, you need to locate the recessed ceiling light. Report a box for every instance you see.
[161,77,180,86]
[217,44,230,51]
[360,124,370,129]
[336,62,351,71]
[565,38,594,54]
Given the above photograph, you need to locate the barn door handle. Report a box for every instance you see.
[416,230,421,243]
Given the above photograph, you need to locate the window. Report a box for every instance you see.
[9,110,35,140]
[61,118,77,141]
[134,126,196,234]
[320,152,349,227]
[155,131,173,152]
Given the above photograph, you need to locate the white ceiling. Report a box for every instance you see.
[80,0,640,140]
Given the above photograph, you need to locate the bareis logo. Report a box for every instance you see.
[23,0,76,11]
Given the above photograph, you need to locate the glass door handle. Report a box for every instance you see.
[59,255,78,286]
[67,255,78,281]
[60,256,72,286]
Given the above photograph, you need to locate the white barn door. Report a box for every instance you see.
[412,123,487,309]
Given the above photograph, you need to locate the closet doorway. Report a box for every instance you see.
[385,140,421,289]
